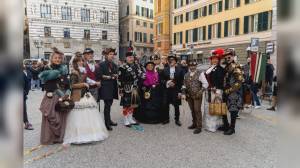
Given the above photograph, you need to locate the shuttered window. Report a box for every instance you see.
[208,25,212,40]
[225,0,229,10]
[218,1,223,12]
[244,16,249,34]
[235,18,240,35]
[217,22,221,38]
[209,4,212,15]
[224,21,229,37]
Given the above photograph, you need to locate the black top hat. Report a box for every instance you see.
[126,51,134,57]
[83,48,94,54]
[168,55,177,62]
[224,48,236,57]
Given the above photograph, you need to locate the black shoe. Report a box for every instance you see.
[188,124,196,129]
[267,107,275,111]
[162,120,170,125]
[217,125,229,132]
[175,120,182,127]
[125,124,132,128]
[110,121,118,126]
[224,128,235,135]
[193,128,202,134]
[106,125,113,131]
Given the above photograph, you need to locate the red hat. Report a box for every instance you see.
[210,48,224,60]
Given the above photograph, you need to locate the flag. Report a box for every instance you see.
[250,52,267,83]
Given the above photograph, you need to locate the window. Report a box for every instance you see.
[244,11,271,34]
[224,18,240,37]
[185,29,192,43]
[81,8,90,22]
[61,6,72,20]
[225,0,240,10]
[100,10,109,24]
[136,20,140,26]
[208,23,221,39]
[157,23,163,35]
[150,9,154,19]
[173,32,183,45]
[40,4,51,18]
[174,0,183,9]
[150,34,154,43]
[174,14,183,25]
[245,0,260,5]
[136,5,140,15]
[102,31,108,40]
[126,5,130,16]
[135,32,143,42]
[150,23,153,29]
[84,29,90,39]
[44,27,51,37]
[63,28,70,38]
[143,33,147,43]
[198,26,206,41]
[143,22,147,27]
[127,32,130,41]
[209,2,221,15]
[193,9,199,19]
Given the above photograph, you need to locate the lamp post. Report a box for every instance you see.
[33,38,43,59]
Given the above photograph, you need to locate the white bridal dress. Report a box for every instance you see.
[63,93,109,144]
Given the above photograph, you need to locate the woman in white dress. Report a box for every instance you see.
[203,49,226,132]
[63,56,108,145]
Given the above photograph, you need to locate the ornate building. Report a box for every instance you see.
[26,0,119,61]
[119,0,154,60]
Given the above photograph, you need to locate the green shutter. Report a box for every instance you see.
[258,12,263,32]
[236,0,241,7]
[225,0,229,10]
[235,18,240,35]
[244,16,249,34]
[218,22,221,38]
[180,32,183,44]
[224,21,228,37]
[209,4,212,15]
[186,12,189,21]
[203,6,207,16]
[219,1,223,12]
[263,11,269,31]
[186,30,189,43]
[208,25,212,40]
[203,26,206,40]
[245,0,250,4]
[193,28,198,42]
[174,33,177,45]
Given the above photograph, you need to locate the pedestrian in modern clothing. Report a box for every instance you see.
[23,65,34,130]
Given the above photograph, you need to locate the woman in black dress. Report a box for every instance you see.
[134,61,164,124]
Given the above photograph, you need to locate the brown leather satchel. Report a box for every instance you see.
[55,99,75,113]
[209,96,228,116]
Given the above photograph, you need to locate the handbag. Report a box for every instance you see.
[209,96,228,116]
[55,99,75,113]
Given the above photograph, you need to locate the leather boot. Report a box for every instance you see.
[188,124,196,129]
[218,115,229,132]
[224,112,237,135]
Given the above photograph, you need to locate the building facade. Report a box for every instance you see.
[171,0,274,64]
[154,0,172,57]
[26,0,119,61]
[119,0,154,60]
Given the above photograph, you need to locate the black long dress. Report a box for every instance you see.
[134,74,164,124]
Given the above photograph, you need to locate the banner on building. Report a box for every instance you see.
[250,52,267,83]
[250,38,259,52]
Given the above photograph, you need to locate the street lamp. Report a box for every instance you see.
[33,39,43,59]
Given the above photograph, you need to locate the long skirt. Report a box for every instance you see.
[40,94,69,145]
[202,90,223,132]
[134,86,164,124]
[63,93,108,145]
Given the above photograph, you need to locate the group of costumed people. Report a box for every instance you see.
[37,46,244,146]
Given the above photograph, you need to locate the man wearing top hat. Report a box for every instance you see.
[83,48,101,100]
[181,60,209,134]
[98,48,119,131]
[161,54,185,126]
[118,51,144,127]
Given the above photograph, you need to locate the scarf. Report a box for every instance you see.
[143,70,158,87]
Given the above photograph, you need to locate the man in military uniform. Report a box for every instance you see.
[181,61,208,134]
[221,48,244,135]
[118,51,144,127]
